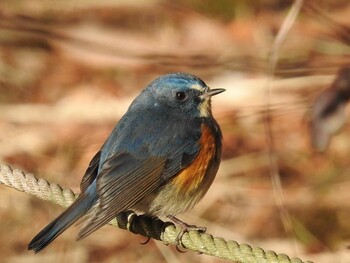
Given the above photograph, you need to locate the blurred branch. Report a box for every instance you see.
[303,2,350,46]
[0,11,221,69]
[309,66,350,151]
[264,0,304,254]
[0,164,312,263]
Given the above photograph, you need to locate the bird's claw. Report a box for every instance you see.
[167,215,206,248]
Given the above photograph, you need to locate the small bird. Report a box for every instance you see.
[28,72,224,253]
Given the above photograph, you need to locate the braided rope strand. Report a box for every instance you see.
[0,164,312,263]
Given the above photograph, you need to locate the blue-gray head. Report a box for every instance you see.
[130,72,225,118]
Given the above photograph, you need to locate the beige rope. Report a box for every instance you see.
[0,164,312,263]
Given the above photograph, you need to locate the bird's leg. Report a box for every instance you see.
[167,215,206,247]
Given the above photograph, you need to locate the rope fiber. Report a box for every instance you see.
[0,164,312,263]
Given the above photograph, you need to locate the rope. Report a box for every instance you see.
[0,164,313,263]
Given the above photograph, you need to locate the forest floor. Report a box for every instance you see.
[1,1,350,262]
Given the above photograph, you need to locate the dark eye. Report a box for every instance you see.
[175,91,187,101]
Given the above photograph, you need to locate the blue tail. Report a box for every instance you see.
[28,193,95,253]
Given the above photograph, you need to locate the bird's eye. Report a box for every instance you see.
[175,91,187,101]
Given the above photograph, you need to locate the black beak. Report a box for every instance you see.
[200,88,226,99]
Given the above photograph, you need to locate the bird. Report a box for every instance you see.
[28,72,225,253]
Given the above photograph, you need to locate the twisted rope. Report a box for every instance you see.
[0,164,312,263]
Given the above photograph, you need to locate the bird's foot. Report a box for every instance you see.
[167,215,206,248]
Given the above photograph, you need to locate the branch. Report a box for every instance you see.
[264,0,304,253]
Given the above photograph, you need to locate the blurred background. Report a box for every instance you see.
[1,0,350,262]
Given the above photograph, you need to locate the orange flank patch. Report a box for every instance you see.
[172,124,216,194]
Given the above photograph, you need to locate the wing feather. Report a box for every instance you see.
[80,151,101,193]
[77,153,166,239]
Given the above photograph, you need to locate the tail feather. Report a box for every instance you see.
[28,193,94,253]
